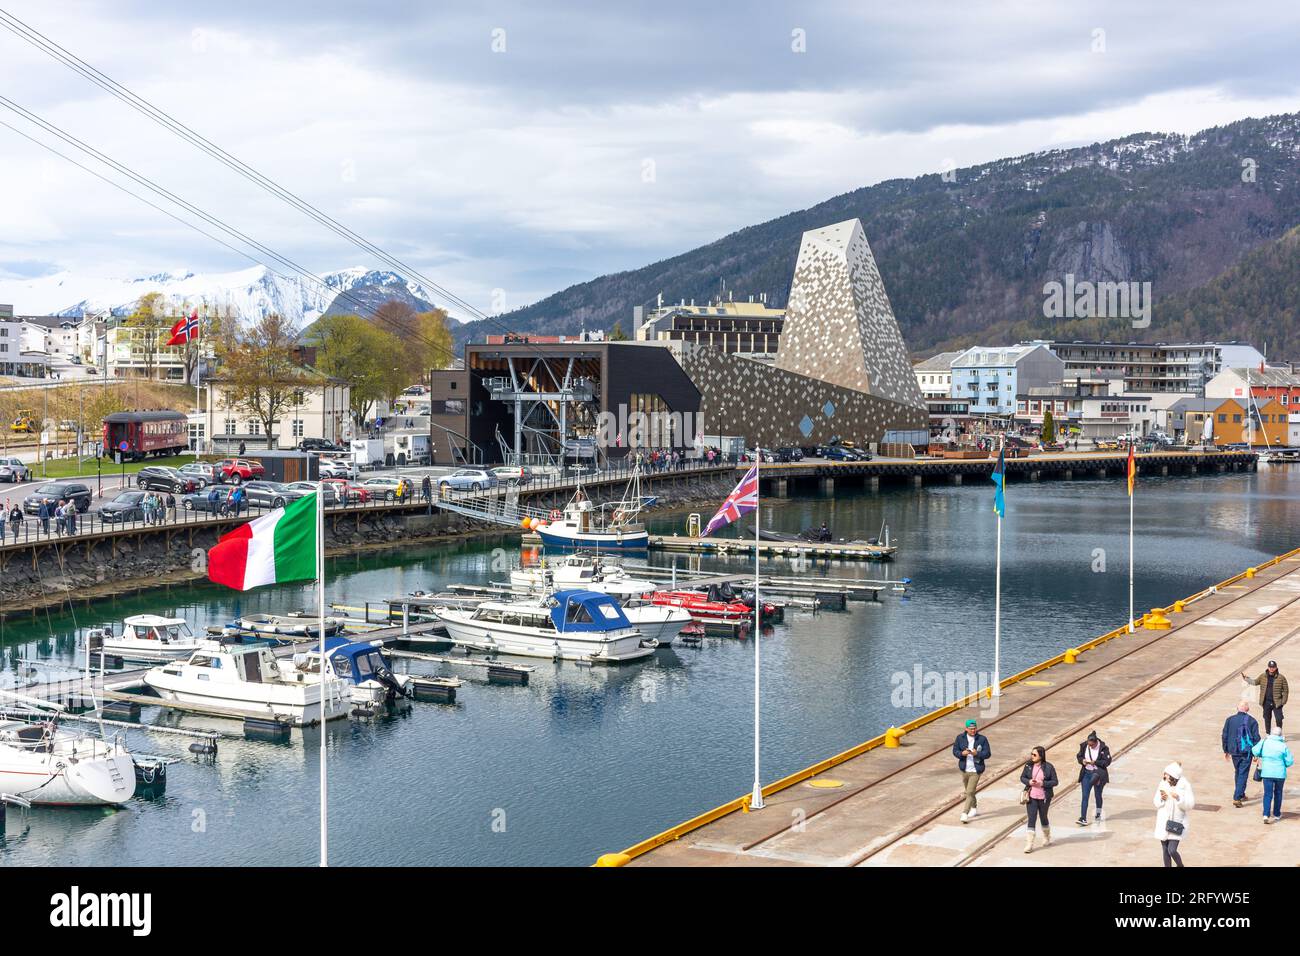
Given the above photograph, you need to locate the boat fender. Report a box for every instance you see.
[549,509,561,520]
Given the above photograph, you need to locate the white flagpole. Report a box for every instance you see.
[992,510,1002,698]
[1128,472,1135,634]
[317,488,328,866]
[751,446,764,809]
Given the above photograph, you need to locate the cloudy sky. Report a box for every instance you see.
[0,0,1297,319]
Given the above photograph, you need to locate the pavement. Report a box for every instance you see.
[627,557,1300,867]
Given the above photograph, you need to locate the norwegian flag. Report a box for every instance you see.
[166,310,200,347]
[702,465,758,537]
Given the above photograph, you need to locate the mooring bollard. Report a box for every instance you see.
[885,726,905,748]
[1064,647,1081,664]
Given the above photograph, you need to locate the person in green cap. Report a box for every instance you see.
[952,718,991,822]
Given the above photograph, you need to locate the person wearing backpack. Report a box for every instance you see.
[1222,701,1261,808]
[1251,732,1294,824]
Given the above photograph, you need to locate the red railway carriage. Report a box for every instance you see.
[102,410,188,461]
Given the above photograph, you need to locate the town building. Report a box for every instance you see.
[1046,341,1265,394]
[913,350,963,399]
[0,306,50,377]
[950,343,1065,417]
[635,298,784,360]
[1205,366,1300,409]
[204,367,349,452]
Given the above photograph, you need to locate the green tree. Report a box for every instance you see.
[609,320,628,341]
[315,313,403,426]
[1041,408,1056,444]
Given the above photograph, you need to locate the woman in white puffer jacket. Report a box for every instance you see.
[1153,761,1194,867]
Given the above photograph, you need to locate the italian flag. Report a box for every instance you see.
[208,493,318,590]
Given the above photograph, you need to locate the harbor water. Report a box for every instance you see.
[1,467,1296,866]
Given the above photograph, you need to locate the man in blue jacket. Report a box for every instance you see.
[1222,701,1261,808]
[953,718,991,823]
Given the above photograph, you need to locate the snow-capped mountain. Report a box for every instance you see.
[0,265,445,326]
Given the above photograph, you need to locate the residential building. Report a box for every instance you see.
[913,350,962,399]
[205,369,349,451]
[1046,340,1265,394]
[103,315,189,381]
[1078,392,1155,441]
[0,307,50,377]
[1172,396,1288,446]
[950,343,1065,417]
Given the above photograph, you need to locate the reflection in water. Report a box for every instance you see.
[0,470,1295,865]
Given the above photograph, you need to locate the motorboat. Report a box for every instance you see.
[224,612,346,641]
[620,603,691,647]
[0,693,136,806]
[510,552,658,599]
[535,468,650,551]
[92,614,204,663]
[287,637,414,708]
[651,583,778,623]
[144,642,351,725]
[434,589,653,663]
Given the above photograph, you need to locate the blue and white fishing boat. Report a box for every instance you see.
[433,589,653,663]
[536,467,650,551]
[289,637,414,708]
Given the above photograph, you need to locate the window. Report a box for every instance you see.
[249,420,261,436]
[292,419,304,438]
[224,419,237,435]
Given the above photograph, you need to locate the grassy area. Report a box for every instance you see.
[34,453,199,481]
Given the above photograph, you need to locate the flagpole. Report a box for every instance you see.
[751,444,764,809]
[1128,466,1135,634]
[317,488,328,866]
[993,511,1002,698]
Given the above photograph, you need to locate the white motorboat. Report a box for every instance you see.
[284,638,414,708]
[0,694,136,806]
[144,642,351,725]
[94,615,204,663]
[510,553,658,599]
[620,603,691,647]
[434,589,653,663]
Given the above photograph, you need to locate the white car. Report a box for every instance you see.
[319,459,354,480]
[0,457,31,483]
[438,468,498,492]
[284,481,340,506]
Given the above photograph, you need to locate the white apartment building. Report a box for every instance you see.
[1046,340,1266,395]
[913,350,963,398]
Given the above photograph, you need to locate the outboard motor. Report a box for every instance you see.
[373,662,410,701]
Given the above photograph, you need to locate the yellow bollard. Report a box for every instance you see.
[594,853,631,867]
[885,727,905,748]
[1246,567,1257,579]
[1064,647,1081,664]
[1145,608,1172,630]
[1173,600,1185,613]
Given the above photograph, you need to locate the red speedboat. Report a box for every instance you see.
[650,584,777,622]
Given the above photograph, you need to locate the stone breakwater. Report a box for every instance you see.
[0,472,742,612]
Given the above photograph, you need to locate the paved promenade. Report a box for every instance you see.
[621,555,1300,866]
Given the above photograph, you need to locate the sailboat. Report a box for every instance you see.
[536,462,651,551]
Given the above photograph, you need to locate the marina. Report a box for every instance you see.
[0,467,1297,865]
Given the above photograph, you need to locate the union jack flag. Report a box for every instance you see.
[702,465,758,537]
[166,310,200,347]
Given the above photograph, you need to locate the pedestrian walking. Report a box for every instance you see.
[239,440,247,456]
[207,485,221,514]
[7,504,22,542]
[231,486,245,516]
[1020,745,1059,852]
[65,500,78,534]
[55,499,68,534]
[1242,661,1288,735]
[952,718,991,823]
[166,491,176,522]
[37,498,50,536]
[421,474,432,501]
[1076,730,1112,825]
[1153,762,1194,868]
[1251,731,1294,824]
[1222,701,1261,808]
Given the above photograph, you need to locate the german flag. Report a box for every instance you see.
[1126,442,1136,497]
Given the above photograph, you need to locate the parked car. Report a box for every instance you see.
[298,438,345,453]
[216,458,265,484]
[323,478,370,503]
[284,481,339,506]
[491,465,534,486]
[98,490,148,523]
[182,487,234,513]
[739,449,776,463]
[819,445,857,462]
[0,456,31,482]
[179,462,217,487]
[23,482,92,515]
[437,468,498,493]
[136,466,197,494]
[240,481,307,510]
[359,476,404,501]
[319,458,354,480]
[775,447,804,463]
